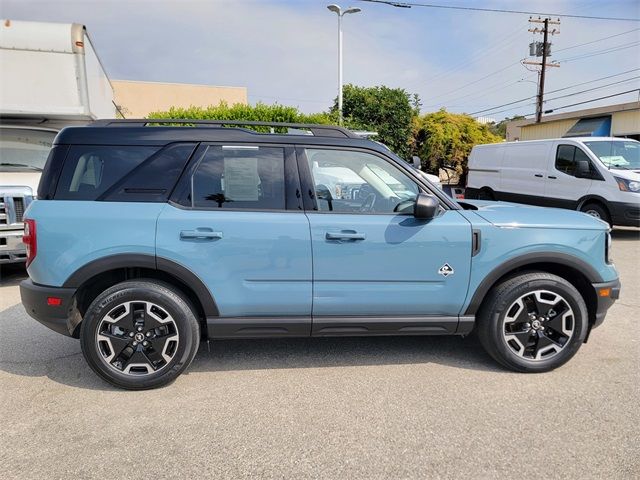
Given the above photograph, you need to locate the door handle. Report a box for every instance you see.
[534,174,544,178]
[548,176,557,179]
[180,228,223,240]
[325,231,366,241]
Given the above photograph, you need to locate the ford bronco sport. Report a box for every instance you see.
[20,120,620,390]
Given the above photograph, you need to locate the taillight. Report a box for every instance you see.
[23,219,37,267]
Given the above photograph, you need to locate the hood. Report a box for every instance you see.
[608,168,640,181]
[0,171,40,196]
[461,200,608,231]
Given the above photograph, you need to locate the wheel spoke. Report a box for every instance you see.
[99,331,131,360]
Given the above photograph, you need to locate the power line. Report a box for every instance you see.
[359,0,640,22]
[535,89,640,114]
[545,68,640,94]
[468,74,640,116]
[558,41,640,62]
[555,27,640,52]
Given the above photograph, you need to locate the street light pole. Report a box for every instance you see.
[327,4,361,125]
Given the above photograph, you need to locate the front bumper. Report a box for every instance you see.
[20,279,78,337]
[591,278,621,328]
[0,230,27,264]
[609,201,640,227]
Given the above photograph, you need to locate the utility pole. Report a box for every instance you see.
[524,17,560,123]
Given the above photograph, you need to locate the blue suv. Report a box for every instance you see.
[20,120,620,389]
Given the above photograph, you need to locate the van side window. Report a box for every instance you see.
[190,145,286,210]
[555,145,577,175]
[555,145,593,177]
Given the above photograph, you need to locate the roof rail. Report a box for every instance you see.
[90,119,358,139]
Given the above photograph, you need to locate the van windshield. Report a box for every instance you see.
[583,140,640,170]
[0,128,56,171]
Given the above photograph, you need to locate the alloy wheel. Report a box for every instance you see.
[96,301,179,375]
[502,290,574,360]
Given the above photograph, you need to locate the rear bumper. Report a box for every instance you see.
[0,230,26,264]
[609,201,640,227]
[20,279,78,337]
[591,278,621,328]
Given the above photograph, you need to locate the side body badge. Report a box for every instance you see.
[438,263,454,277]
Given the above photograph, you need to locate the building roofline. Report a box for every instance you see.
[111,79,247,91]
[509,101,640,128]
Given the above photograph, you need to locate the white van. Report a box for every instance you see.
[466,137,640,227]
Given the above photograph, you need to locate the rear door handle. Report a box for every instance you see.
[180,228,223,240]
[548,175,557,179]
[325,231,366,241]
[534,174,544,178]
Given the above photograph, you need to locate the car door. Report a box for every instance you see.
[545,143,593,208]
[298,146,473,335]
[156,143,312,336]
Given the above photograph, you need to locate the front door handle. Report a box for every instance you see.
[534,174,544,178]
[180,228,223,240]
[325,231,366,241]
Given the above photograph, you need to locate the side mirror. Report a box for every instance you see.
[575,160,590,178]
[412,156,421,169]
[414,193,439,220]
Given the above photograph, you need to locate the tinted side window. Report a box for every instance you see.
[555,145,577,175]
[100,143,197,202]
[55,146,159,200]
[191,145,285,210]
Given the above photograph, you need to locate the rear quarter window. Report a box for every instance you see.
[53,144,196,202]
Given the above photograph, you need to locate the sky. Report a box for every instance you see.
[2,0,639,121]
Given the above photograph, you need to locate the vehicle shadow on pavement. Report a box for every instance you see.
[0,301,502,391]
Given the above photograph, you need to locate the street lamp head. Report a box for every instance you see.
[344,7,361,15]
[327,4,341,14]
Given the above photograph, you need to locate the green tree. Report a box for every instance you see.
[412,109,502,182]
[334,84,418,159]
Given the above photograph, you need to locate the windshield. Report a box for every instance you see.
[584,140,640,170]
[0,128,56,171]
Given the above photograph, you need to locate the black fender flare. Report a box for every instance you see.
[63,254,219,317]
[464,252,602,315]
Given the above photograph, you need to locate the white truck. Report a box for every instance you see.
[0,19,115,263]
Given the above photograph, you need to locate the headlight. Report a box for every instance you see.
[606,232,612,264]
[615,176,640,192]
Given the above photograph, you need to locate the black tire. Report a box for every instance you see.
[80,280,200,390]
[478,188,495,200]
[580,202,611,226]
[477,272,588,373]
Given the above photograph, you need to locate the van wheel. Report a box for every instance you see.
[80,280,200,390]
[477,272,588,373]
[478,188,495,200]
[580,202,611,226]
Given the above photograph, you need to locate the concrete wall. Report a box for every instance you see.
[112,80,247,118]
[612,110,640,136]
[518,119,576,140]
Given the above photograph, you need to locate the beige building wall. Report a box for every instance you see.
[518,119,576,140]
[612,110,640,136]
[507,102,640,141]
[112,80,248,118]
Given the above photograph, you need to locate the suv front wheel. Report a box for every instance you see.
[477,272,588,372]
[80,280,200,389]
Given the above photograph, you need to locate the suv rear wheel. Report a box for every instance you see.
[80,280,200,390]
[477,272,588,372]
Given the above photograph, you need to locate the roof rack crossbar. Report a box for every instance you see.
[90,119,357,138]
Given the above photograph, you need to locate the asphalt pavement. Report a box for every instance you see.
[1,230,638,479]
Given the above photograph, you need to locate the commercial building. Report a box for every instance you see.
[112,80,247,118]
[506,101,640,141]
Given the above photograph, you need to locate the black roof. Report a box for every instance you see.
[54,119,385,152]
